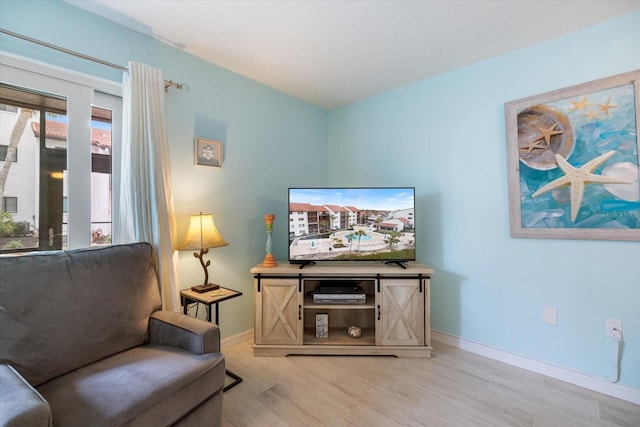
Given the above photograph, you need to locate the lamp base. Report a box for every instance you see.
[191,283,220,293]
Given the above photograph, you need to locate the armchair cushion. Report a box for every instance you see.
[0,364,51,427]
[37,346,224,427]
[0,243,161,387]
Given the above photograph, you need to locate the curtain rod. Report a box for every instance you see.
[1,28,185,93]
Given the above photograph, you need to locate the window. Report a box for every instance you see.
[0,85,68,251]
[0,103,18,113]
[2,197,17,213]
[90,106,113,246]
[0,54,121,253]
[0,144,17,162]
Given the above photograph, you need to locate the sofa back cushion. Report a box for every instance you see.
[0,242,162,386]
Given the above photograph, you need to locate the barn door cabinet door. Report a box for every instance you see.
[376,278,425,346]
[254,278,303,345]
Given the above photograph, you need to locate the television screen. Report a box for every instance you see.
[288,187,416,265]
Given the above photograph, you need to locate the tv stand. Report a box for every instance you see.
[251,262,433,358]
[384,260,407,269]
[296,261,316,269]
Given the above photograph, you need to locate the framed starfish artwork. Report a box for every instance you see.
[195,137,222,168]
[505,70,640,241]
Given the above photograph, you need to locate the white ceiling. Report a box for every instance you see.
[66,0,640,109]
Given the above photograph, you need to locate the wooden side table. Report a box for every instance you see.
[180,286,243,392]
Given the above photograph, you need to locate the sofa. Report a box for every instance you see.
[0,242,225,427]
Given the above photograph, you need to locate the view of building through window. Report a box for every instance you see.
[90,106,113,246]
[0,84,113,252]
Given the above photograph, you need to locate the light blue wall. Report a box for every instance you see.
[1,0,328,338]
[328,12,640,388]
[3,0,639,389]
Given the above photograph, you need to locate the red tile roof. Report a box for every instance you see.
[91,128,112,149]
[324,204,348,212]
[31,121,112,148]
[290,203,327,212]
[379,222,397,228]
[290,203,314,212]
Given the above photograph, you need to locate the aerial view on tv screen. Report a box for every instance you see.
[288,187,416,264]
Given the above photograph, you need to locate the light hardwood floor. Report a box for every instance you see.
[221,339,639,427]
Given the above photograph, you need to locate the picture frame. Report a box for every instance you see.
[505,70,640,241]
[195,137,222,167]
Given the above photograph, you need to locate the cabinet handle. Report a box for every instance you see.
[377,304,381,321]
[298,304,302,320]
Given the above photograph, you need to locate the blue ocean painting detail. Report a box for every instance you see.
[518,83,640,229]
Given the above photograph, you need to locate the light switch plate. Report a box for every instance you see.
[543,305,558,326]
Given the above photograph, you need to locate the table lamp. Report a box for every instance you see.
[178,212,229,293]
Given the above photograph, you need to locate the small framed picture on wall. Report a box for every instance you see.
[195,137,222,167]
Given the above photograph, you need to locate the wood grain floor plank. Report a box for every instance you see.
[597,395,640,427]
[221,339,639,427]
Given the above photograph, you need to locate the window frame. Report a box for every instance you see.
[2,196,18,213]
[0,144,18,162]
[0,52,122,250]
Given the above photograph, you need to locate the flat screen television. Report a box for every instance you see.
[288,187,416,267]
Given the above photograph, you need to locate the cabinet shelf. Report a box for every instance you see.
[303,295,375,310]
[303,327,374,345]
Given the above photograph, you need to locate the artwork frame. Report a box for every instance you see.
[505,70,640,241]
[195,137,222,168]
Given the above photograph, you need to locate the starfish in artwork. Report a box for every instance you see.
[536,123,563,145]
[582,109,603,122]
[597,96,618,116]
[520,137,548,154]
[531,150,632,221]
[568,95,592,112]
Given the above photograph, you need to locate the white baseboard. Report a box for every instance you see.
[431,330,640,405]
[221,328,253,350]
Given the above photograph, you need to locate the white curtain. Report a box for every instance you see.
[119,62,181,311]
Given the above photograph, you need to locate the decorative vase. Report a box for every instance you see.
[262,214,277,267]
[347,325,362,339]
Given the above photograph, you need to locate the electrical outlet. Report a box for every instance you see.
[606,318,622,337]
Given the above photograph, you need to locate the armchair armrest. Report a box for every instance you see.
[0,364,52,427]
[149,311,221,355]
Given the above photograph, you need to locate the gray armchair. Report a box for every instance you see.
[0,243,225,426]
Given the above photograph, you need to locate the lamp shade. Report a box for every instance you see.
[178,213,229,250]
